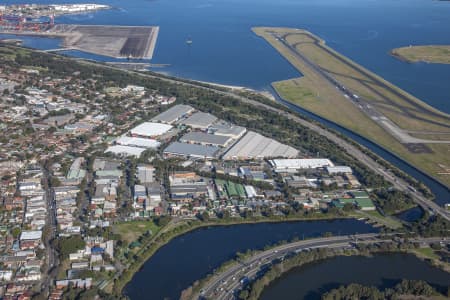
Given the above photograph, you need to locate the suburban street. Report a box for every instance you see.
[42,166,58,297]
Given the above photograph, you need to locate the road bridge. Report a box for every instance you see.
[199,234,445,300]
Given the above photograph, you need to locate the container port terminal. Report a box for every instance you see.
[0,4,158,59]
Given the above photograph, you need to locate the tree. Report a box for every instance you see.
[11,227,21,238]
[153,215,171,227]
[238,289,249,299]
[54,236,86,258]
[50,176,61,187]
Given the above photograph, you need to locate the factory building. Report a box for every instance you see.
[130,122,172,138]
[326,166,352,174]
[151,104,195,124]
[105,145,146,158]
[181,112,218,129]
[223,131,298,160]
[209,121,247,139]
[180,131,233,147]
[270,159,334,172]
[137,165,155,184]
[163,142,220,159]
[115,136,160,149]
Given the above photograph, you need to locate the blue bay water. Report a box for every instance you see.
[2,0,450,112]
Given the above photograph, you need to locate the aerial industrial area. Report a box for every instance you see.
[0,41,449,299]
[0,2,449,300]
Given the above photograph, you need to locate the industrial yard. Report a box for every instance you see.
[0,5,159,59]
[107,104,299,161]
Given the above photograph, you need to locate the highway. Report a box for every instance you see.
[199,235,445,300]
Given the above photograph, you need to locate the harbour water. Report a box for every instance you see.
[2,0,450,112]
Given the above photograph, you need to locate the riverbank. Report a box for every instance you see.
[253,27,450,188]
[185,240,450,300]
[114,213,365,295]
[391,45,450,65]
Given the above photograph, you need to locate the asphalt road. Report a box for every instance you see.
[42,166,58,297]
[201,235,445,300]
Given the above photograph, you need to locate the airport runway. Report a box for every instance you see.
[270,31,450,145]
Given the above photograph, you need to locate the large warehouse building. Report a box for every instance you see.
[270,159,334,172]
[115,136,160,149]
[180,131,233,147]
[181,112,218,129]
[106,145,146,158]
[164,142,220,159]
[209,121,247,139]
[151,104,195,124]
[223,131,298,160]
[130,122,172,138]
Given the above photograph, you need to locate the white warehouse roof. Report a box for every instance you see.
[327,166,352,174]
[20,230,42,241]
[130,122,172,137]
[223,131,298,160]
[106,145,146,158]
[270,159,334,170]
[116,136,160,149]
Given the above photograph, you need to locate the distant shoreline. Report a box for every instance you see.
[390,45,450,65]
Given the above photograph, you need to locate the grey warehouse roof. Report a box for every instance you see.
[181,112,218,129]
[151,104,194,124]
[164,142,219,158]
[209,121,247,138]
[180,131,232,147]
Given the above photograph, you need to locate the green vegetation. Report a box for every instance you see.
[235,241,422,300]
[373,188,415,214]
[113,220,161,245]
[414,247,441,260]
[391,45,450,64]
[53,236,86,259]
[323,280,447,299]
[253,27,450,188]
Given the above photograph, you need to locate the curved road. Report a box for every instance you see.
[200,234,445,300]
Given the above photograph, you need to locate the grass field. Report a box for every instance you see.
[391,45,450,64]
[253,27,450,188]
[114,220,161,245]
[350,210,403,230]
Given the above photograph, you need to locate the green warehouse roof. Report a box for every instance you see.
[355,198,375,208]
[351,191,369,198]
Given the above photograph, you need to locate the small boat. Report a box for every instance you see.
[186,36,193,45]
